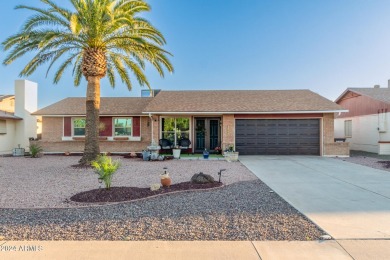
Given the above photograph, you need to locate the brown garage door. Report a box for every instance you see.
[235,119,320,155]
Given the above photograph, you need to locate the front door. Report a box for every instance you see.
[195,118,221,153]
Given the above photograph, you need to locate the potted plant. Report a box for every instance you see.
[214,146,222,154]
[203,148,209,159]
[224,145,239,162]
[172,145,181,159]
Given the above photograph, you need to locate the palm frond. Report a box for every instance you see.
[3,0,173,88]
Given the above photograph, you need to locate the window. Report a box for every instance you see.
[344,120,352,137]
[73,118,86,136]
[161,117,190,146]
[114,118,132,136]
[0,120,6,134]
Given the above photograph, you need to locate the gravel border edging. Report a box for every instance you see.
[0,184,226,210]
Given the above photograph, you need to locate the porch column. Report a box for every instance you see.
[151,115,159,145]
[222,114,235,151]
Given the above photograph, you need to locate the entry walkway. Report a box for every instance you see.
[240,156,390,239]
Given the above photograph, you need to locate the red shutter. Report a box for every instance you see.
[64,117,72,137]
[99,117,112,136]
[133,116,141,137]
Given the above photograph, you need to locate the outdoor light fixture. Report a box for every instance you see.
[218,169,226,183]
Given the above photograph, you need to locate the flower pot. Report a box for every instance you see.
[172,149,181,159]
[161,177,172,187]
[142,151,150,161]
[203,153,209,159]
[224,151,239,162]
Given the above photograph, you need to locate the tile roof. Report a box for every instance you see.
[0,110,22,120]
[33,97,153,116]
[0,95,14,101]
[143,90,344,113]
[338,88,390,104]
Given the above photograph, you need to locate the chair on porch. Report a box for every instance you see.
[159,138,172,154]
[179,138,191,155]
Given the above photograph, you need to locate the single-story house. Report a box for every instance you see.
[334,84,390,154]
[33,89,349,156]
[0,80,38,154]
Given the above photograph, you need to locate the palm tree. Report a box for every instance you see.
[2,0,173,165]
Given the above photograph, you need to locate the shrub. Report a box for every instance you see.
[91,155,121,190]
[29,144,43,158]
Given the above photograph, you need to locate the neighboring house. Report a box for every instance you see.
[0,80,38,154]
[335,84,390,154]
[33,89,349,156]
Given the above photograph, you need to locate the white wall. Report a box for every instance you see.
[14,80,38,152]
[0,80,38,154]
[0,119,17,154]
[334,113,390,154]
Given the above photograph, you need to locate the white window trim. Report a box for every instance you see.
[113,117,133,137]
[62,116,141,142]
[160,116,192,146]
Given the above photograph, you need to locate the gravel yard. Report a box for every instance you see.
[335,150,390,172]
[0,156,325,240]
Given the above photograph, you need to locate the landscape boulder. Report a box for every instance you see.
[191,172,215,184]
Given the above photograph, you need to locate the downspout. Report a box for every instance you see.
[321,117,324,156]
[149,113,154,145]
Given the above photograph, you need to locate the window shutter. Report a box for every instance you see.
[64,117,72,137]
[133,117,141,137]
[99,117,112,136]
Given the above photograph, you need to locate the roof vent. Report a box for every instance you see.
[374,85,380,89]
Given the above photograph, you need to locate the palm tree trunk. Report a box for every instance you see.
[79,76,101,165]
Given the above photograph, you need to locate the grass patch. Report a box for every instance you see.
[160,153,224,158]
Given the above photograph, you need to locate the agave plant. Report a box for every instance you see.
[2,0,173,165]
[29,144,43,158]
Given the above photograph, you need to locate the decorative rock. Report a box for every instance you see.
[191,172,215,184]
[150,183,161,191]
[320,235,332,240]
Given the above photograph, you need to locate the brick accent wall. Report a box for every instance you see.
[42,117,63,142]
[323,113,350,156]
[222,114,235,151]
[323,113,334,144]
[39,116,151,153]
[140,116,152,145]
[152,115,159,144]
[324,142,350,157]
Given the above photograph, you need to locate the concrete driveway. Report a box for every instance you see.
[240,156,390,239]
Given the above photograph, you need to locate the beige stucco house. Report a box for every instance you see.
[33,89,349,156]
[335,84,390,154]
[0,80,38,154]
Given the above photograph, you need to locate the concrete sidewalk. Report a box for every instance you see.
[1,240,389,260]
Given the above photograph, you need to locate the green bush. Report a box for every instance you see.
[91,155,121,190]
[29,144,43,158]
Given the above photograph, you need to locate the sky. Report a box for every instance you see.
[1,0,390,108]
